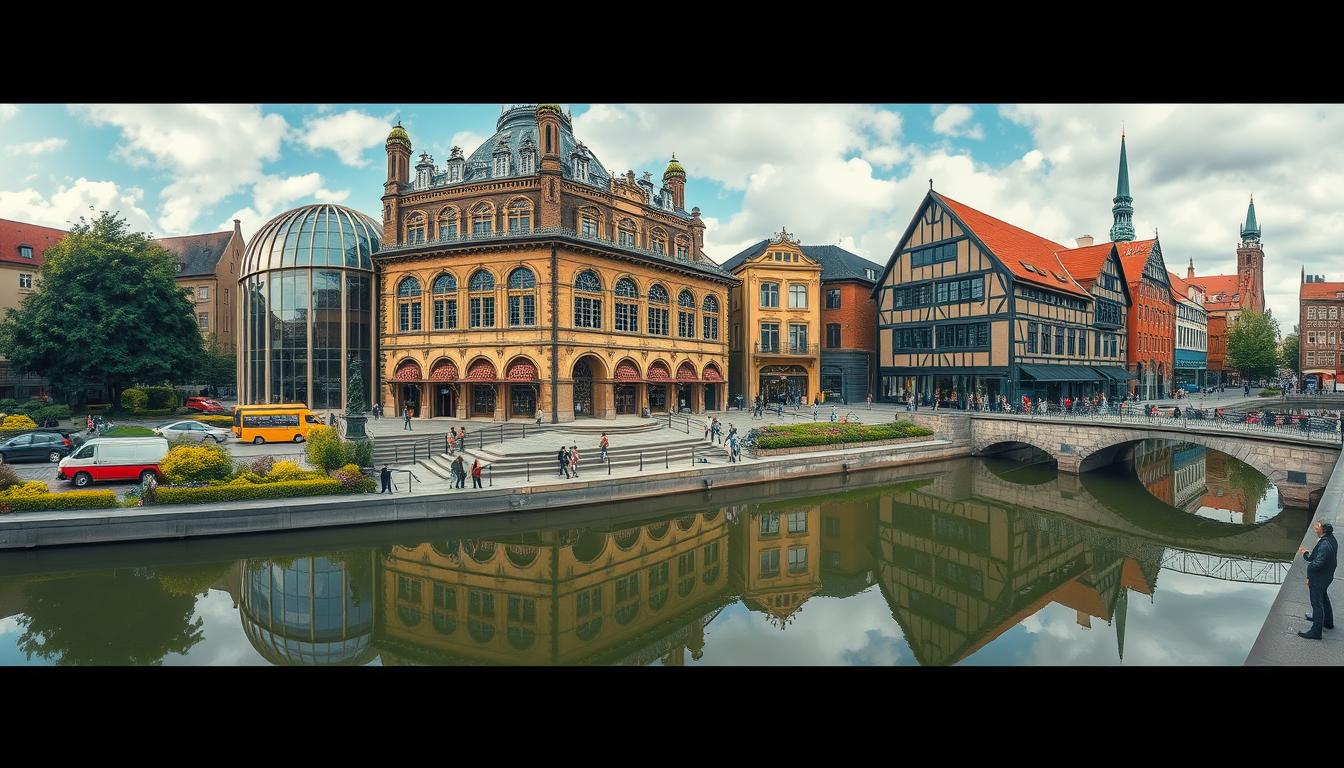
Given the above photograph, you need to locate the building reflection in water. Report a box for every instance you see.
[228,444,1291,665]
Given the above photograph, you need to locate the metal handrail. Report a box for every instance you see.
[753,342,819,355]
[966,402,1342,444]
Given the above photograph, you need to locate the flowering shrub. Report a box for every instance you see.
[1,414,37,431]
[749,421,933,449]
[267,460,309,482]
[247,456,275,476]
[0,481,50,498]
[0,489,117,513]
[330,463,366,490]
[160,443,234,485]
[305,426,346,472]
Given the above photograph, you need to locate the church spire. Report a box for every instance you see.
[1241,195,1261,243]
[1110,132,1135,242]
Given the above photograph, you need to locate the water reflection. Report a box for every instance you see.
[0,449,1307,666]
[1127,440,1280,524]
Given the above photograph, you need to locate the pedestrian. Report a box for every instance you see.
[557,446,570,478]
[704,419,711,440]
[402,405,411,431]
[866,392,872,410]
[599,432,609,463]
[1299,520,1338,639]
[830,405,837,423]
[570,444,581,478]
[380,465,393,494]
[811,402,819,420]
[371,402,381,419]
[471,458,483,489]
[328,412,337,427]
[452,455,466,489]
[458,426,467,452]
[728,431,739,462]
[536,407,544,426]
[448,427,458,455]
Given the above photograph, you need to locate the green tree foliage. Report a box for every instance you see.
[1280,333,1301,376]
[0,211,203,405]
[305,425,346,472]
[1226,311,1281,380]
[199,333,236,393]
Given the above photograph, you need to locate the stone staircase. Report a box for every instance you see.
[413,434,731,482]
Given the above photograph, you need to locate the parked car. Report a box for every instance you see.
[58,437,170,487]
[0,431,77,464]
[184,396,227,414]
[154,419,231,444]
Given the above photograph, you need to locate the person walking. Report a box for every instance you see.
[402,405,412,431]
[1299,520,1338,639]
[569,444,581,478]
[380,465,393,494]
[811,402,819,420]
[448,427,458,455]
[599,432,609,463]
[471,458,483,489]
[866,392,872,410]
[536,407,544,426]
[451,455,466,489]
[557,446,570,479]
[830,405,838,423]
[458,426,467,453]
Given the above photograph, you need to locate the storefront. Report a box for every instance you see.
[759,365,809,406]
[1016,364,1110,404]
[1174,349,1207,389]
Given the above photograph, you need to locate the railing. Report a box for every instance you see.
[753,342,819,355]
[666,412,691,433]
[391,469,422,494]
[954,400,1342,444]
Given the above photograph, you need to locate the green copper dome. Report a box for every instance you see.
[537,103,563,114]
[386,122,411,149]
[663,153,685,178]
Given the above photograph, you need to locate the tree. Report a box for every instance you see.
[1226,311,1280,381]
[1280,333,1301,378]
[0,211,203,406]
[199,333,236,395]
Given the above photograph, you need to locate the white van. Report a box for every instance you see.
[57,437,170,488]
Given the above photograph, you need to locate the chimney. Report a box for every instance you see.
[1075,235,1094,248]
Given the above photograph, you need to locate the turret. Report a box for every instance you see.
[1240,195,1261,244]
[536,104,563,227]
[689,206,705,260]
[1187,258,1195,281]
[385,121,411,189]
[663,153,686,210]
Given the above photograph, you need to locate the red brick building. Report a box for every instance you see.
[815,247,881,403]
[1117,239,1174,399]
[1300,273,1344,392]
[1186,198,1266,386]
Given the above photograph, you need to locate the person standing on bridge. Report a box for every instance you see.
[1299,520,1337,639]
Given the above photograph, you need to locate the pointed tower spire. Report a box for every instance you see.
[1110,133,1135,242]
[1115,588,1128,662]
[1241,195,1261,243]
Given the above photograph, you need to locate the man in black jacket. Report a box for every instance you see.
[1299,520,1337,639]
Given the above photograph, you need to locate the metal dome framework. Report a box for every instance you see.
[240,557,377,666]
[239,204,381,410]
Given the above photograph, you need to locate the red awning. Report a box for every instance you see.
[466,360,497,381]
[614,361,640,381]
[676,363,698,381]
[506,359,538,381]
[702,365,723,382]
[428,361,458,381]
[394,361,422,381]
[647,362,671,382]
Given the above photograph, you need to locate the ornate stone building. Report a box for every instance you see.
[1300,272,1344,391]
[1187,198,1267,385]
[374,105,736,421]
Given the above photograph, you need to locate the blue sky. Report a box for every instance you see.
[2,103,1335,330]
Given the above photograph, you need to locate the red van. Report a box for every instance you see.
[57,437,170,487]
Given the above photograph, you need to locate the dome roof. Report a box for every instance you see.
[239,557,378,667]
[663,154,685,178]
[461,105,611,188]
[386,122,411,149]
[242,204,381,277]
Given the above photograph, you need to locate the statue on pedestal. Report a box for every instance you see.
[344,359,370,441]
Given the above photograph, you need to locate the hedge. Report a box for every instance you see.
[0,490,119,513]
[153,477,374,504]
[1259,388,1282,397]
[193,415,234,427]
[749,421,934,449]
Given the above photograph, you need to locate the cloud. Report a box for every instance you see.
[71,104,288,236]
[932,104,985,140]
[0,104,16,121]
[300,109,391,167]
[220,172,350,239]
[0,177,154,233]
[6,137,67,156]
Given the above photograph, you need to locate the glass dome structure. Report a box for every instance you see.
[239,204,381,409]
[240,556,378,666]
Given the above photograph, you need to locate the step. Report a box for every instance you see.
[456,437,710,463]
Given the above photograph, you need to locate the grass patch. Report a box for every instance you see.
[1259,388,1282,397]
[103,426,156,437]
[749,420,933,450]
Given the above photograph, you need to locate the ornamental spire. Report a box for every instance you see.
[1110,132,1135,242]
[1241,195,1261,243]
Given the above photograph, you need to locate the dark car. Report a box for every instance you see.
[0,431,76,464]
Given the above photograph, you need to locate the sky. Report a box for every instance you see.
[1,103,1335,333]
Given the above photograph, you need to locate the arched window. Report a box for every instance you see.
[651,228,667,256]
[574,270,602,329]
[507,199,532,233]
[677,289,696,338]
[468,270,495,328]
[519,150,535,175]
[789,283,808,309]
[405,213,426,245]
[493,154,509,178]
[508,267,536,327]
[675,236,690,259]
[617,219,637,248]
[760,282,780,308]
[432,273,457,330]
[702,295,720,340]
[437,207,458,240]
[615,277,639,333]
[471,203,493,235]
[648,283,669,336]
[397,277,422,332]
[578,209,600,239]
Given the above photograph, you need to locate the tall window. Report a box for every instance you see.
[826,288,841,309]
[519,151,534,175]
[760,323,779,352]
[18,273,32,289]
[574,156,589,183]
[406,214,426,244]
[197,286,209,301]
[648,284,669,335]
[397,277,422,332]
[789,323,808,353]
[702,295,720,340]
[759,549,780,577]
[432,273,457,330]
[788,283,808,309]
[787,510,808,533]
[675,238,689,259]
[507,267,536,327]
[579,210,599,238]
[760,282,779,308]
[1028,321,1038,353]
[788,545,808,574]
[617,220,637,248]
[507,200,531,232]
[471,204,493,235]
[493,154,509,177]
[760,511,780,535]
[468,270,495,328]
[574,270,602,329]
[437,208,458,240]
[615,277,639,333]
[677,290,696,338]
[826,323,841,348]
[651,229,667,255]
[198,312,209,329]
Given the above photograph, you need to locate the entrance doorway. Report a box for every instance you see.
[615,384,637,415]
[400,384,422,417]
[436,385,457,418]
[573,360,594,417]
[704,384,718,411]
[471,385,495,416]
[676,383,691,412]
[648,384,667,412]
[510,385,537,419]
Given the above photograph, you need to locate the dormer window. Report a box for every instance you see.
[19,245,33,259]
[493,154,509,178]
[864,268,877,280]
[574,157,589,183]
[519,151,534,175]
[447,164,461,182]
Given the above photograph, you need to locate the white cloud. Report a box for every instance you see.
[300,109,391,167]
[932,104,985,140]
[5,137,67,156]
[71,104,288,236]
[0,177,154,233]
[0,104,16,121]
[220,172,350,240]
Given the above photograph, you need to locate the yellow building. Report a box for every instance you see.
[730,501,822,629]
[723,228,822,407]
[375,106,736,421]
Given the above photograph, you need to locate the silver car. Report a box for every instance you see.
[154,420,231,444]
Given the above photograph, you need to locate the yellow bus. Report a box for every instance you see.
[232,404,322,444]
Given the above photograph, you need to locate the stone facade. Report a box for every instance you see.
[1300,273,1344,391]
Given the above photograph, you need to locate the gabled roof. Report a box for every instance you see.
[153,230,233,277]
[1115,239,1159,286]
[1186,273,1240,310]
[1167,271,1202,303]
[934,192,1090,298]
[0,217,66,267]
[1054,242,1114,288]
[1302,280,1344,301]
[719,240,769,273]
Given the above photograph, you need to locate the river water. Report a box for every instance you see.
[0,440,1307,665]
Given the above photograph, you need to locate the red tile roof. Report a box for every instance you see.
[0,217,66,267]
[1115,239,1159,287]
[1186,273,1240,310]
[934,193,1090,298]
[1167,271,1202,302]
[1302,281,1344,301]
[1054,242,1114,288]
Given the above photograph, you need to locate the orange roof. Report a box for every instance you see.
[0,217,66,267]
[1055,242,1114,288]
[1167,271,1202,302]
[1186,273,1241,310]
[1303,281,1344,301]
[934,192,1090,298]
[1115,239,1159,287]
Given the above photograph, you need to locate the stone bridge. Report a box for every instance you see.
[917,413,1340,508]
